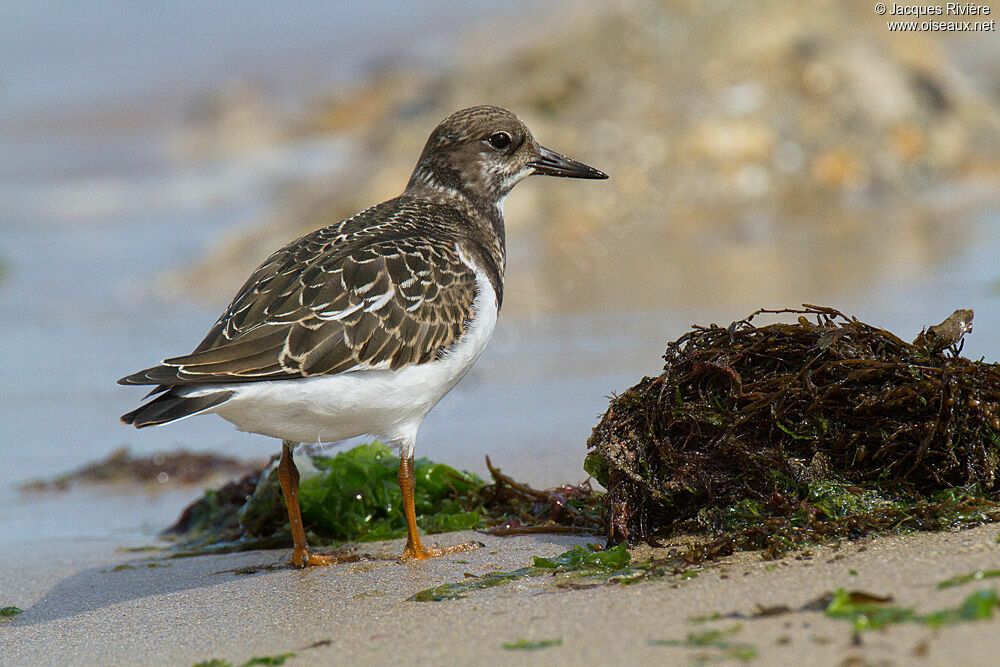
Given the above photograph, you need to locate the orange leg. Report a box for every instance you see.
[278,440,347,568]
[397,454,482,560]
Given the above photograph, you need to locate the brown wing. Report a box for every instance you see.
[119,234,478,386]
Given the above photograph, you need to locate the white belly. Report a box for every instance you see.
[190,267,498,449]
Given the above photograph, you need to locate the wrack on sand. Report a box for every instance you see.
[164,442,603,556]
[166,305,1000,565]
[585,305,1000,561]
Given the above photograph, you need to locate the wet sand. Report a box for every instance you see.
[4,524,1000,664]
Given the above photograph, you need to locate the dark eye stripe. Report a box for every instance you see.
[488,132,512,150]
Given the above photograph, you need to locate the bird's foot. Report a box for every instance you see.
[290,546,359,569]
[399,540,484,561]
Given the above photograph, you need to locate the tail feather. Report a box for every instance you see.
[121,390,234,428]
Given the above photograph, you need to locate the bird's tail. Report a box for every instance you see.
[121,389,234,428]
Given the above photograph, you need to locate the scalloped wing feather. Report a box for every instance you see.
[119,201,482,386]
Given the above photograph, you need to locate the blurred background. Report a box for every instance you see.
[3,0,1000,545]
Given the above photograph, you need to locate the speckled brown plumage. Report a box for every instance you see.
[120,106,603,393]
[120,197,489,386]
[118,105,606,567]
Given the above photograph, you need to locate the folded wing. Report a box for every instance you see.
[119,235,478,387]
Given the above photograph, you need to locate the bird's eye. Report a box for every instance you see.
[488,132,512,150]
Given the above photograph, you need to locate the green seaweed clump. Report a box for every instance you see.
[532,542,631,571]
[166,442,484,553]
[825,587,1000,631]
[587,305,1000,560]
[298,442,483,541]
[938,569,1000,589]
[194,654,295,667]
[503,638,562,650]
[408,562,542,601]
[648,625,757,661]
[165,442,603,556]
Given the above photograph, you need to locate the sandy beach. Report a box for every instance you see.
[5,523,1000,664]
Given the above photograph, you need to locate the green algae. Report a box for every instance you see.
[298,443,483,541]
[806,481,901,520]
[408,543,683,601]
[166,442,484,553]
[532,542,630,571]
[111,561,170,572]
[938,569,1000,589]
[503,638,562,650]
[165,442,602,558]
[408,564,542,601]
[242,655,295,666]
[193,654,295,667]
[409,543,631,601]
[648,625,757,661]
[674,588,999,641]
[824,587,1000,631]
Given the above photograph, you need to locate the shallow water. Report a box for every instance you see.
[2,2,999,546]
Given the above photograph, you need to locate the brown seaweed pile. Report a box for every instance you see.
[478,457,603,537]
[586,306,1000,560]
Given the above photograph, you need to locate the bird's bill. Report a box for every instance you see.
[529,146,608,179]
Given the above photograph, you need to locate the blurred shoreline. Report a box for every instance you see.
[5,1,1000,317]
[150,0,1000,319]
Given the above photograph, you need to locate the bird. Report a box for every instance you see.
[119,105,608,567]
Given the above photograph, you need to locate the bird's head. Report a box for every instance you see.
[407,105,607,210]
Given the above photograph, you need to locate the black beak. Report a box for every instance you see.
[529,145,608,179]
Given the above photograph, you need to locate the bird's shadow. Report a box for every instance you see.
[13,547,295,626]
[12,533,590,627]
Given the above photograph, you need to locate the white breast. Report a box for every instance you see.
[194,256,499,451]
